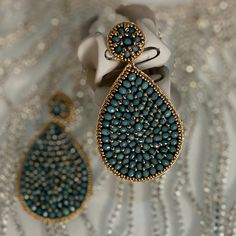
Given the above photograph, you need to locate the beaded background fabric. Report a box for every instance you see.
[0,0,236,236]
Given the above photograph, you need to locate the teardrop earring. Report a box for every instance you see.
[96,22,183,182]
[17,92,92,223]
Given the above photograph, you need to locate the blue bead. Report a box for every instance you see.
[171,124,178,130]
[151,158,158,164]
[122,120,129,126]
[121,167,128,174]
[128,134,135,140]
[130,152,136,159]
[143,170,150,177]
[115,46,122,53]
[135,123,143,131]
[147,87,154,95]
[109,158,116,165]
[129,161,136,168]
[135,146,141,153]
[144,162,150,169]
[135,77,142,86]
[111,99,118,107]
[131,87,138,93]
[112,36,120,43]
[112,141,119,146]
[124,51,131,58]
[120,141,128,148]
[128,27,136,35]
[161,104,167,111]
[154,128,160,134]
[111,133,118,139]
[143,153,151,160]
[119,87,127,95]
[152,93,158,100]
[165,110,171,118]
[123,37,132,45]
[162,159,169,166]
[115,93,122,100]
[150,167,156,175]
[156,153,163,160]
[133,99,140,106]
[134,36,141,42]
[120,127,127,133]
[115,164,122,170]
[168,116,175,124]
[156,98,163,106]
[137,162,142,170]
[135,171,142,178]
[128,170,135,177]
[123,80,131,88]
[143,144,150,151]
[124,148,131,154]
[105,151,113,158]
[142,82,149,89]
[103,144,111,150]
[115,146,121,153]
[128,73,136,81]
[154,135,162,142]
[107,106,115,113]
[122,99,129,106]
[127,94,133,100]
[171,139,178,145]
[162,126,168,132]
[169,146,177,153]
[102,136,109,143]
[124,112,131,119]
[166,153,173,160]
[156,165,164,171]
[129,141,136,147]
[123,158,129,165]
[118,27,125,35]
[115,112,122,118]
[117,153,124,160]
[163,132,170,139]
[171,132,178,138]
[132,45,139,52]
[112,119,119,125]
[149,148,156,155]
[102,129,110,135]
[160,146,168,153]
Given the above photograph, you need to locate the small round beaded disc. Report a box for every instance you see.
[107,22,145,62]
[17,92,92,223]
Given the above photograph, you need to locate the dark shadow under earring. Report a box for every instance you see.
[17,92,92,223]
[96,22,183,182]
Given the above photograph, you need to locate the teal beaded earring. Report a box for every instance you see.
[96,22,183,182]
[17,92,92,223]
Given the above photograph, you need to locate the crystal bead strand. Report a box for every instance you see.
[151,181,161,236]
[123,183,134,236]
[81,211,97,236]
[151,176,169,236]
[10,198,25,236]
[105,180,124,236]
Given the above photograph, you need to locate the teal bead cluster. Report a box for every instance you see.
[107,22,145,62]
[97,66,182,181]
[48,92,72,120]
[19,122,90,221]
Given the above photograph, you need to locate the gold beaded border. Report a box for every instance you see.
[16,119,93,223]
[96,63,184,182]
[107,22,145,62]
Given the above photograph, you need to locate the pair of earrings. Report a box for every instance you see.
[17,22,183,223]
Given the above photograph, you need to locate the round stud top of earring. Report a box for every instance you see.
[48,92,74,121]
[107,22,145,62]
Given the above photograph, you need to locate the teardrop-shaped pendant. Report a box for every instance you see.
[96,22,183,182]
[17,92,92,223]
